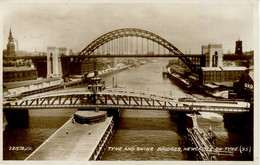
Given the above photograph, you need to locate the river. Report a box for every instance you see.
[3,60,253,160]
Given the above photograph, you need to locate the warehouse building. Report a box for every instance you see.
[200,43,248,86]
[201,66,247,84]
[3,66,38,83]
[3,77,62,97]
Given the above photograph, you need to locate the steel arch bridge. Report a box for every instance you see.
[65,28,199,77]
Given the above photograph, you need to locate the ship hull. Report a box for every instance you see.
[167,72,192,89]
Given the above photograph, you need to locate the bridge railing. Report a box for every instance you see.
[3,103,250,113]
[105,88,178,100]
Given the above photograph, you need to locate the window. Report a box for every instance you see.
[50,53,53,74]
[212,51,218,67]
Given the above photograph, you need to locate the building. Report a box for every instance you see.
[75,59,110,75]
[3,66,38,83]
[59,47,70,56]
[200,43,248,86]
[3,77,62,97]
[16,50,28,57]
[77,59,95,75]
[230,70,254,101]
[201,66,247,84]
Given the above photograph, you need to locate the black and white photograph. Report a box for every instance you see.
[1,0,258,164]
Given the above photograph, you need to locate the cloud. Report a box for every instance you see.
[29,34,44,39]
[2,2,257,53]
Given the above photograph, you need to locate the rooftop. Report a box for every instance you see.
[204,83,219,89]
[3,77,61,89]
[3,66,37,72]
[201,67,222,71]
[220,66,247,71]
[201,66,247,71]
[214,81,234,87]
[249,69,254,81]
[208,43,222,46]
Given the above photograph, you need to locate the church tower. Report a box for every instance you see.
[6,28,16,56]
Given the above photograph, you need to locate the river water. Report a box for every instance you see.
[3,60,253,160]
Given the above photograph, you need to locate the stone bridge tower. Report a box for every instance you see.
[47,46,62,78]
[202,44,223,67]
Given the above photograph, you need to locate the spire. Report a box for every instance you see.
[8,27,14,41]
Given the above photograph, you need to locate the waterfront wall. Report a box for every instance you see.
[4,109,29,127]
[89,118,114,160]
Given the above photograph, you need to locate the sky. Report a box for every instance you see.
[1,0,258,54]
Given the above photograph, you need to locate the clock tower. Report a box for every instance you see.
[235,40,243,56]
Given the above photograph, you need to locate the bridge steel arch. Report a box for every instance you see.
[66,28,198,77]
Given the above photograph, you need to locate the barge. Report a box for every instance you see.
[166,68,192,89]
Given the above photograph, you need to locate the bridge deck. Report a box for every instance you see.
[26,116,113,161]
[4,87,250,113]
